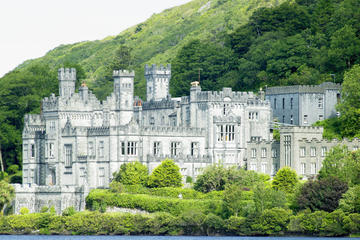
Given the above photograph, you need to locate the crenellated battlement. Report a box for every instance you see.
[24,114,44,126]
[58,68,76,81]
[145,64,171,75]
[266,82,341,95]
[142,99,178,110]
[298,137,360,145]
[193,88,261,102]
[280,126,323,133]
[113,70,135,77]
[142,126,206,136]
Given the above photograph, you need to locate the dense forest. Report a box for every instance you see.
[1,0,360,177]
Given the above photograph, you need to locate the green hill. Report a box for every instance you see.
[15,0,286,97]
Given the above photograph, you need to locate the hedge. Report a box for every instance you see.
[86,189,224,215]
[123,185,223,199]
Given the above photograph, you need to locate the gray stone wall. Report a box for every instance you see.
[248,126,360,179]
[266,82,341,126]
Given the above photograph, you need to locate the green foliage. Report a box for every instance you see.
[148,159,182,188]
[86,189,223,216]
[170,39,237,96]
[113,161,149,186]
[109,181,125,193]
[19,207,29,215]
[251,207,292,235]
[343,213,360,234]
[0,181,14,214]
[337,65,360,138]
[6,165,19,175]
[339,185,360,214]
[194,164,268,193]
[185,176,193,184]
[289,209,349,236]
[194,163,228,193]
[297,176,348,212]
[253,183,287,213]
[62,207,76,217]
[319,145,360,186]
[272,167,299,193]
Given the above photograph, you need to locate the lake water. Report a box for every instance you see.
[0,236,359,240]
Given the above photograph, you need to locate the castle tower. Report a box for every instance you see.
[58,68,76,98]
[113,70,135,125]
[79,82,89,102]
[145,64,171,101]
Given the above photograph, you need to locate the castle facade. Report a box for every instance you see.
[266,82,341,126]
[14,65,271,213]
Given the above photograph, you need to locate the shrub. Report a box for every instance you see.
[62,206,76,216]
[86,189,223,216]
[148,159,182,188]
[339,185,360,214]
[251,207,292,235]
[297,176,348,212]
[113,161,149,186]
[343,213,360,234]
[272,167,299,193]
[19,207,29,215]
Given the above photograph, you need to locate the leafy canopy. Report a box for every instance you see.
[0,180,15,214]
[297,176,348,212]
[148,159,182,188]
[112,161,149,186]
[272,167,299,194]
[318,145,360,186]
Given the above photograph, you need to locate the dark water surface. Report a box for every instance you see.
[0,236,359,240]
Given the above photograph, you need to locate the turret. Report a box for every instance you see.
[145,64,171,101]
[79,82,89,102]
[113,70,135,125]
[58,68,76,98]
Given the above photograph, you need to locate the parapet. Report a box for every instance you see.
[24,114,44,126]
[145,64,171,75]
[113,70,135,77]
[280,126,323,133]
[58,68,76,81]
[142,98,177,110]
[266,82,341,95]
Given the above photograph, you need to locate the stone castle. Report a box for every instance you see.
[14,65,347,214]
[14,65,272,213]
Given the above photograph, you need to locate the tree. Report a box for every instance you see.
[112,161,148,186]
[148,159,182,188]
[297,176,348,212]
[327,25,360,71]
[272,167,299,193]
[92,45,134,101]
[319,145,360,186]
[253,183,287,213]
[339,185,360,214]
[223,184,247,217]
[193,163,228,193]
[171,39,237,97]
[337,65,360,137]
[194,164,268,193]
[251,207,292,235]
[0,180,14,215]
